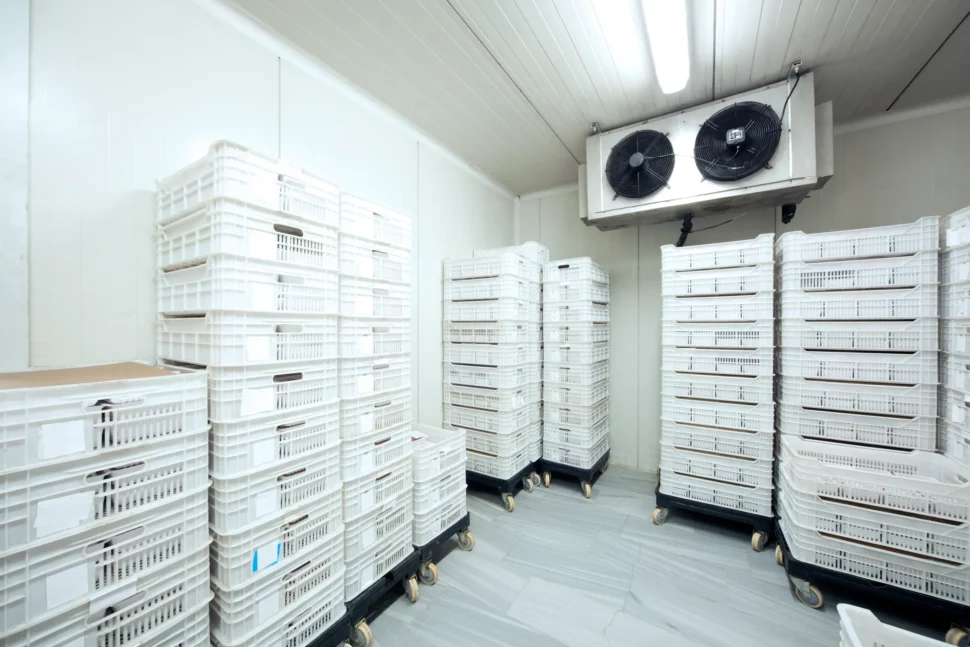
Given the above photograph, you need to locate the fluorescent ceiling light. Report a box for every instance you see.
[642,0,690,94]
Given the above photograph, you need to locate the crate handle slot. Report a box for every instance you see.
[371,363,390,371]
[275,324,304,333]
[273,223,304,238]
[373,400,392,408]
[278,467,308,481]
[277,274,305,286]
[557,263,572,269]
[372,211,385,219]
[273,372,303,383]
[371,326,390,333]
[373,437,391,447]
[85,461,146,483]
[279,173,306,189]
[277,420,307,431]
[283,559,312,580]
[372,288,389,296]
[370,249,388,258]
[283,512,310,529]
[86,590,146,624]
[83,395,146,411]
[375,470,392,482]
[85,525,145,555]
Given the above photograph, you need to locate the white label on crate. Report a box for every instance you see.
[355,295,374,316]
[46,563,88,610]
[251,283,276,311]
[550,351,561,362]
[255,491,277,518]
[34,492,94,538]
[357,335,374,356]
[252,439,277,466]
[382,494,398,511]
[959,336,968,353]
[246,336,272,362]
[252,174,279,206]
[89,581,137,614]
[241,387,275,417]
[359,412,374,435]
[960,262,970,282]
[357,375,375,394]
[429,455,440,474]
[360,449,375,473]
[430,488,440,505]
[248,230,277,261]
[257,591,280,625]
[958,372,967,391]
[953,404,966,424]
[253,541,282,572]
[360,488,375,512]
[40,420,86,460]
[357,255,374,279]
[361,526,376,548]
[550,390,560,403]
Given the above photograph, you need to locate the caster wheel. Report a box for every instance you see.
[418,562,438,586]
[600,458,609,473]
[581,482,592,498]
[523,477,535,493]
[530,472,541,487]
[404,576,419,603]
[503,494,515,512]
[457,530,475,551]
[350,620,373,647]
[775,544,784,566]
[751,531,768,553]
[794,584,824,609]
[946,628,969,646]
[652,507,668,525]
[543,472,551,488]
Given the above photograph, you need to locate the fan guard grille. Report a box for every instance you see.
[605,130,674,199]
[693,101,782,182]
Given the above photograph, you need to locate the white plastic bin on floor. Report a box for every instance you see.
[661,234,774,272]
[207,362,338,422]
[411,424,466,482]
[543,257,608,284]
[444,298,541,323]
[542,280,610,303]
[543,301,610,323]
[156,197,338,271]
[776,402,937,451]
[779,252,938,292]
[542,417,608,449]
[659,470,772,517]
[344,495,412,563]
[544,342,609,364]
[344,524,413,599]
[662,371,773,405]
[662,346,773,377]
[339,318,410,358]
[340,421,412,480]
[662,320,772,349]
[443,320,541,345]
[543,321,610,344]
[445,362,541,389]
[778,348,938,385]
[444,275,540,302]
[779,284,938,320]
[413,488,467,546]
[543,360,610,385]
[340,277,410,318]
[340,194,411,249]
[663,292,773,322]
[661,263,774,297]
[341,454,412,522]
[443,403,540,434]
[779,318,940,352]
[662,420,774,461]
[339,388,411,440]
[837,604,946,647]
[339,234,411,283]
[777,375,937,418]
[443,343,541,367]
[775,217,940,263]
[661,396,774,434]
[444,252,540,282]
[661,444,772,488]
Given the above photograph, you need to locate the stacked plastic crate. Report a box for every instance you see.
[774,218,970,611]
[442,250,542,512]
[941,206,970,467]
[541,258,611,497]
[336,196,416,603]
[0,363,210,646]
[155,141,347,647]
[658,236,775,548]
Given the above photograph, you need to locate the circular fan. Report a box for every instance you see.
[605,130,674,200]
[693,101,782,182]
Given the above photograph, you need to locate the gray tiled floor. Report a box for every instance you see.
[369,466,942,646]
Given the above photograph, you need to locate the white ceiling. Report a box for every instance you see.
[226,0,970,194]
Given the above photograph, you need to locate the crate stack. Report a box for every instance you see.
[155,141,347,647]
[410,424,468,552]
[542,258,611,492]
[0,363,210,646]
[659,236,776,537]
[774,218,970,610]
[336,195,416,602]
[442,250,543,510]
[940,206,970,466]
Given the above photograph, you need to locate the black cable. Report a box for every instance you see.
[675,214,694,247]
[779,73,800,124]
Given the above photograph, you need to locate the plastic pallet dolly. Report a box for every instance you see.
[540,450,611,498]
[415,511,474,587]
[467,460,541,512]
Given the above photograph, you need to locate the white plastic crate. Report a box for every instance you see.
[0,489,207,632]
[339,388,411,440]
[340,194,411,250]
[776,217,940,263]
[474,241,549,264]
[465,446,532,480]
[943,319,970,355]
[542,417,608,449]
[146,598,212,647]
[779,436,970,524]
[662,263,774,297]
[661,234,774,272]
[444,298,541,323]
[779,318,939,352]
[661,396,774,434]
[543,379,608,407]
[338,355,410,399]
[777,375,937,418]
[543,342,609,364]
[344,524,413,600]
[529,435,542,462]
[341,454,412,522]
[945,206,970,247]
[777,402,937,451]
[443,252,540,282]
[412,424,466,482]
[157,141,339,227]
[662,320,772,349]
[542,280,610,303]
[340,277,410,318]
[661,444,772,488]
[445,362,540,390]
[443,320,541,344]
[412,468,466,516]
[413,488,467,546]
[444,343,541,367]
[543,360,610,385]
[661,420,774,461]
[158,312,338,366]
[543,434,609,470]
[663,292,773,322]
[443,402,540,434]
[543,321,609,344]
[940,419,970,467]
[779,251,938,291]
[339,234,411,283]
[779,284,938,320]
[0,363,207,472]
[211,535,343,644]
[2,545,211,647]
[544,400,609,428]
[207,362,338,422]
[443,382,540,412]
[778,506,970,606]
[158,256,338,316]
[344,494,413,562]
[778,348,938,385]
[543,301,610,323]
[0,436,208,553]
[778,467,970,565]
[659,470,772,517]
[941,387,970,429]
[156,198,338,271]
[662,346,773,378]
[542,257,608,284]
[339,318,410,357]
[943,282,970,318]
[443,275,540,302]
[340,421,412,480]
[209,445,341,534]
[210,487,342,588]
[837,604,946,647]
[465,424,532,457]
[662,371,773,405]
